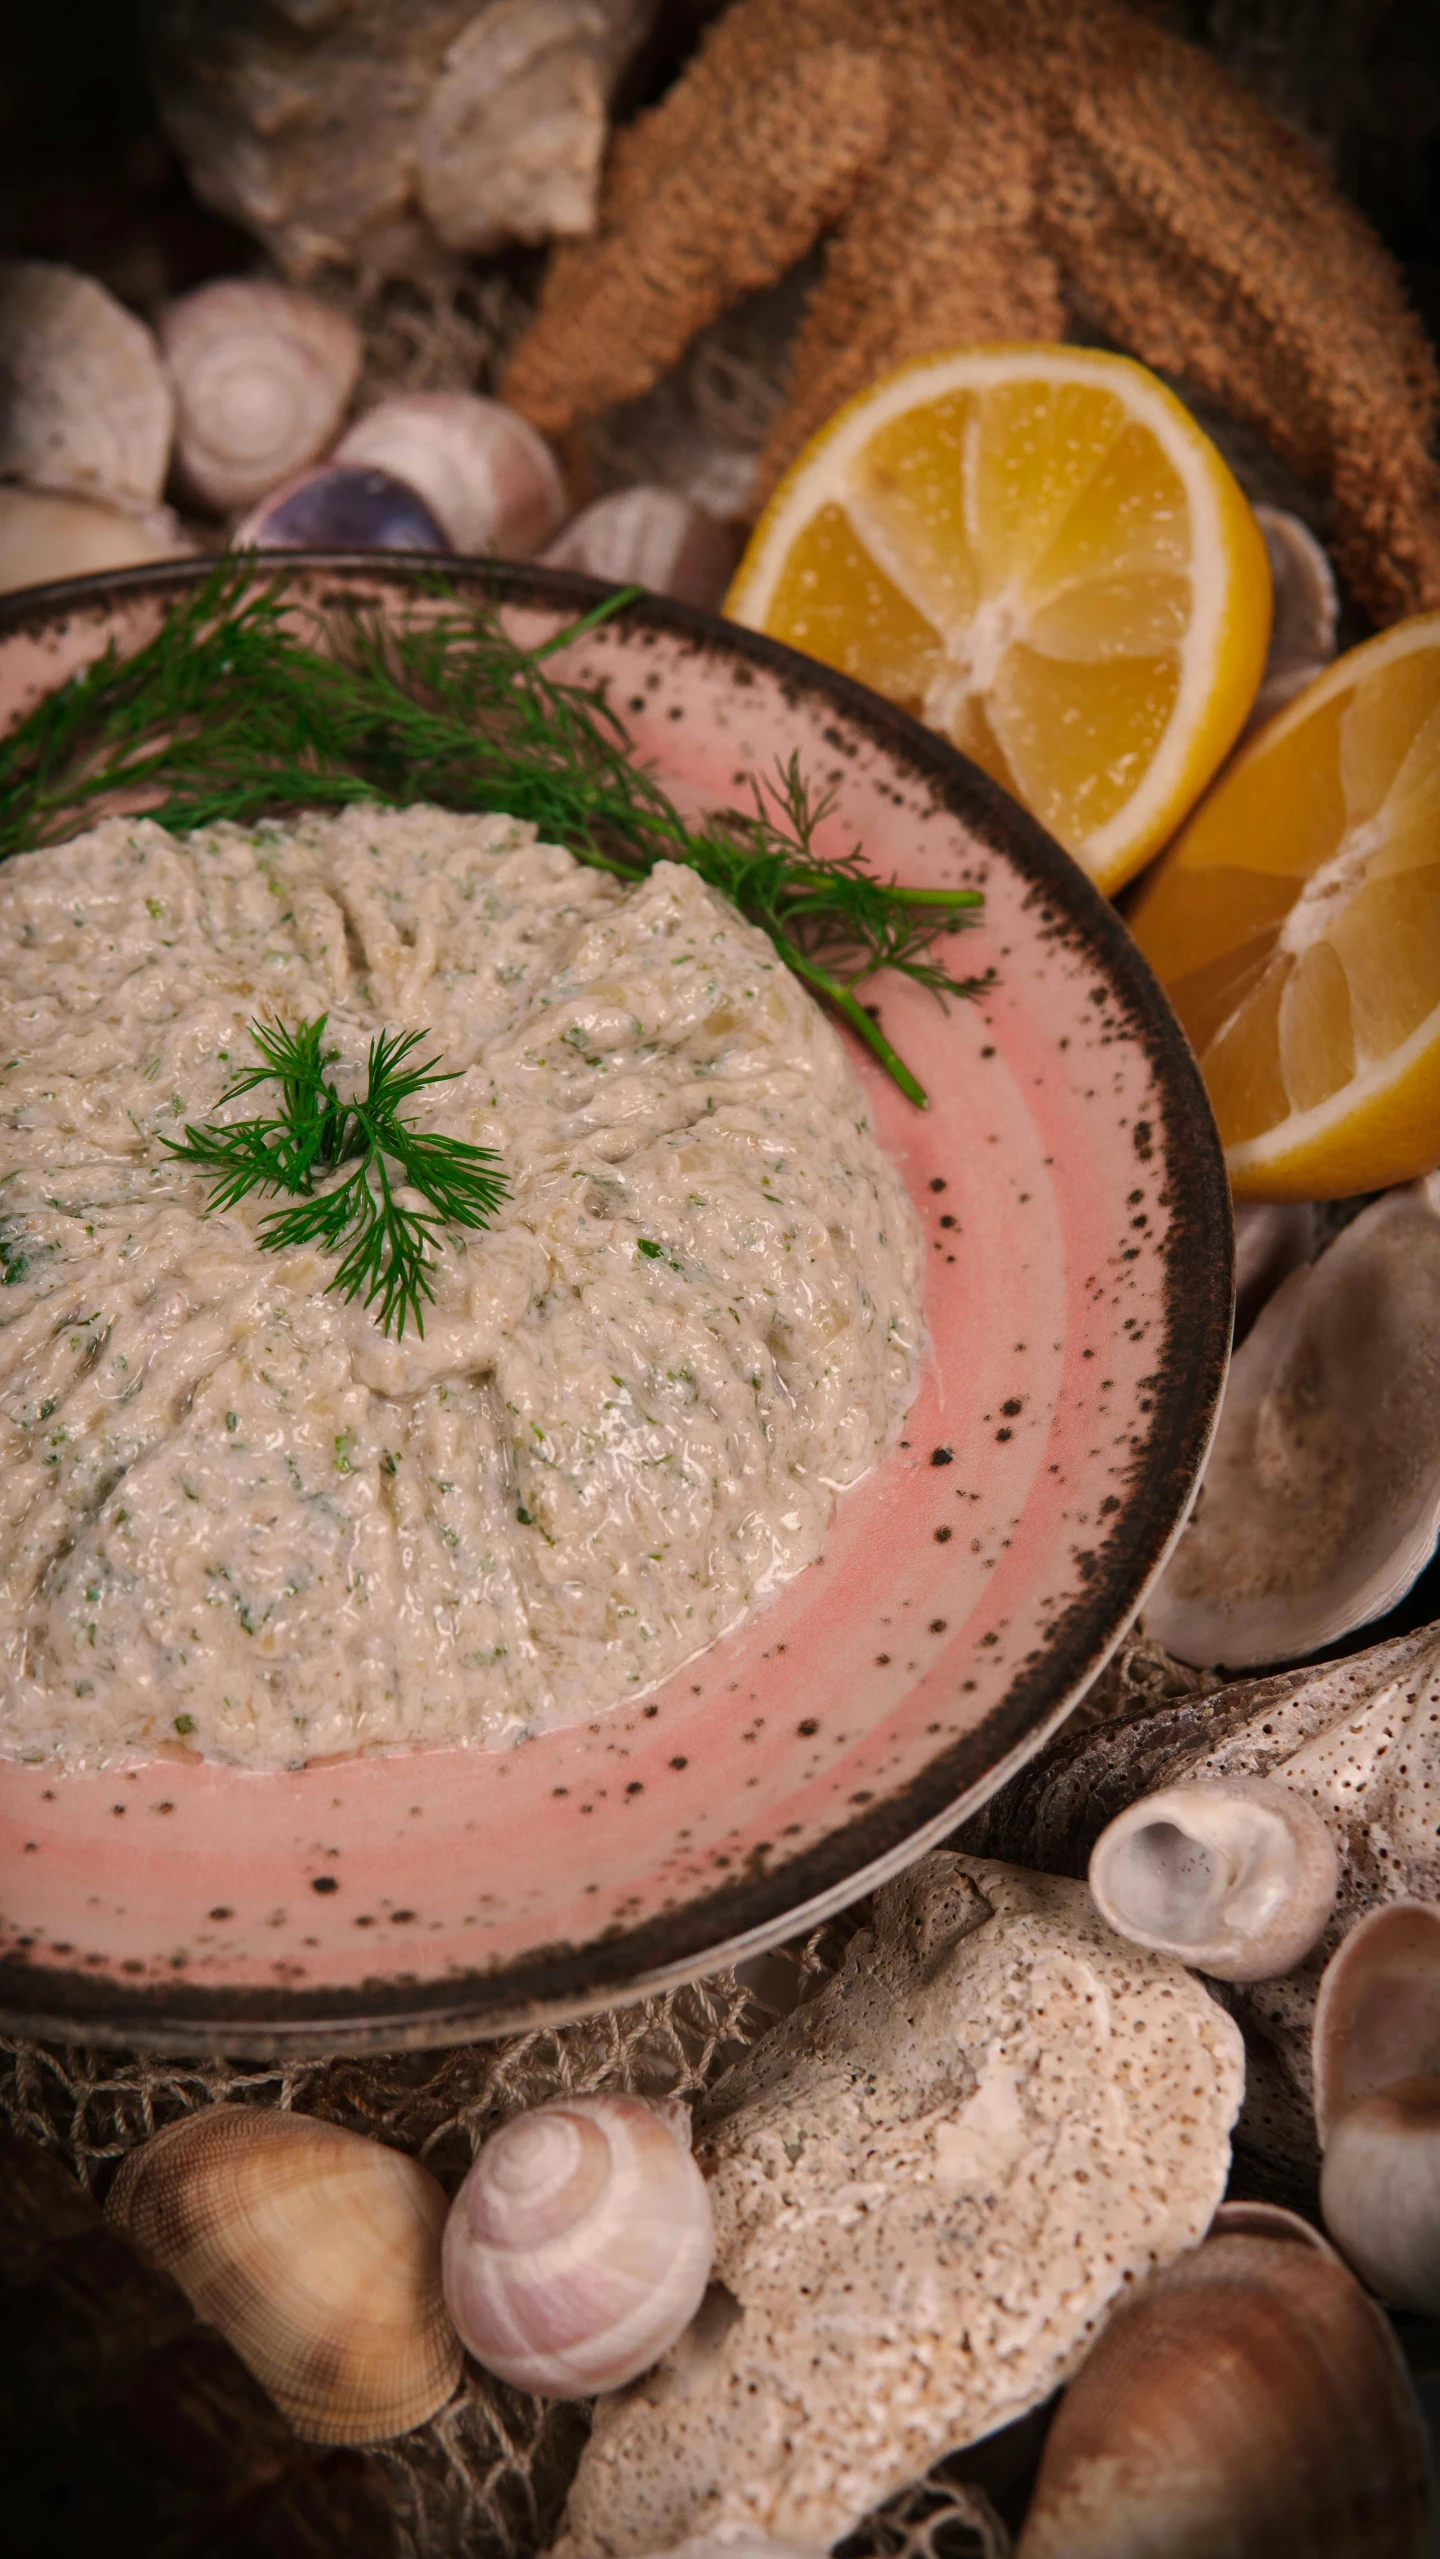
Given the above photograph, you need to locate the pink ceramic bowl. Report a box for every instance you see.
[0,556,1231,2052]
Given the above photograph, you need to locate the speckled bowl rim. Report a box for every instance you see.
[0,552,1232,2052]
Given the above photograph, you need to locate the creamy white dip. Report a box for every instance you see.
[0,804,922,1770]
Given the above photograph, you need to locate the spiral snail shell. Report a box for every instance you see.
[442,2094,715,2397]
[333,393,566,559]
[158,280,362,516]
[1087,1776,1339,1982]
[106,2104,461,2444]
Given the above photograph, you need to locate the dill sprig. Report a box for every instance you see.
[167,1015,508,1339]
[0,556,988,1104]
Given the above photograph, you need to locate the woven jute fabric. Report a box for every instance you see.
[0,1634,1196,2559]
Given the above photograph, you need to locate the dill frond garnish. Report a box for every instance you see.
[167,1015,508,1339]
[0,557,988,1104]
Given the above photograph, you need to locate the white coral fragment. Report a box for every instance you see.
[554,1855,1242,2558]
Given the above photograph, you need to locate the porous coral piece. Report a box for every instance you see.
[553,1853,1242,2558]
[503,0,1440,625]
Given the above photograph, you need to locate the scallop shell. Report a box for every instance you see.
[442,2094,715,2397]
[160,279,362,515]
[106,2104,461,2444]
[1088,1775,1338,1981]
[1145,1173,1440,1667]
[1015,2217,1431,2556]
[542,486,740,607]
[0,260,173,509]
[334,393,565,558]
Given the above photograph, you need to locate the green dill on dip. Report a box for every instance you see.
[168,1014,508,1339]
[0,568,967,1771]
[0,560,986,1106]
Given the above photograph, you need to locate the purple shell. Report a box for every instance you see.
[235,464,450,553]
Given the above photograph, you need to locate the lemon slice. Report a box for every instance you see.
[1130,613,1440,1200]
[727,345,1272,894]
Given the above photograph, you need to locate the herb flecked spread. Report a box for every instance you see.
[0,572,976,1769]
[0,803,924,1768]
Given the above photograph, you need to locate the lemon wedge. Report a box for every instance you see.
[727,344,1272,894]
[1130,613,1440,1200]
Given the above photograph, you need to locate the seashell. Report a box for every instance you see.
[1232,1199,1318,1344]
[1145,1173,1440,1667]
[1088,1775,1338,1982]
[233,464,450,555]
[442,2094,715,2398]
[159,279,363,515]
[1246,506,1339,731]
[543,486,741,609]
[333,393,565,559]
[105,2103,461,2444]
[1320,2076,1440,2315]
[1311,1899,1440,2146]
[0,486,191,597]
[1014,2216,1431,2557]
[416,0,658,257]
[0,260,173,510]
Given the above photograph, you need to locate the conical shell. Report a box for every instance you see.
[106,2104,461,2444]
[1087,1775,1338,1981]
[160,279,362,514]
[1016,2220,1431,2556]
[442,2094,714,2397]
[1146,1173,1440,1667]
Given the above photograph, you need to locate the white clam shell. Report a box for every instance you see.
[0,260,173,510]
[0,486,190,596]
[334,393,565,558]
[1320,2076,1440,2316]
[542,486,740,607]
[1088,1775,1339,1981]
[106,2104,461,2444]
[1014,2218,1430,2557]
[442,2094,715,2397]
[160,280,363,514]
[1246,506,1339,731]
[1312,1898,1440,2146]
[1145,1173,1440,1668]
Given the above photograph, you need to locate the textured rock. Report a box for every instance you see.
[962,1624,1440,2185]
[554,1854,1243,2557]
